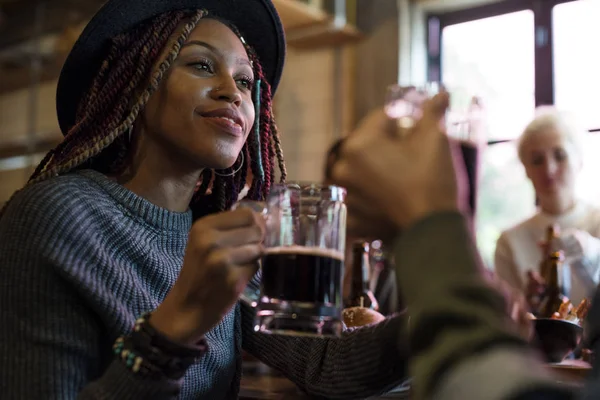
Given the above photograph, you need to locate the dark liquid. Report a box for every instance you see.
[262,248,343,305]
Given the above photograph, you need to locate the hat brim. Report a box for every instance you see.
[56,0,285,135]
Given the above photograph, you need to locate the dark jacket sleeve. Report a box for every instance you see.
[393,211,574,400]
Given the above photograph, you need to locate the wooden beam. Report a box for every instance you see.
[286,24,363,49]
[0,0,102,50]
[0,136,61,160]
[0,53,64,95]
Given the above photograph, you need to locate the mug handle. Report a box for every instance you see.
[232,200,268,308]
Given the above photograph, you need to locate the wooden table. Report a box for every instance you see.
[546,359,591,384]
[239,362,311,399]
[240,373,311,399]
[240,358,590,399]
[239,361,411,399]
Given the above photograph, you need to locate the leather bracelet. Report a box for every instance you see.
[113,312,208,380]
[134,312,207,359]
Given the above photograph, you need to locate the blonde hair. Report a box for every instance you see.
[517,106,585,164]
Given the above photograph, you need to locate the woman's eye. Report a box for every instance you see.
[555,149,568,162]
[531,155,544,165]
[237,76,253,90]
[191,60,214,73]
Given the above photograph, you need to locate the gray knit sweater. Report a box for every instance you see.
[0,169,407,399]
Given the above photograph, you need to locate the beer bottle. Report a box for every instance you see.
[371,243,405,315]
[345,241,379,310]
[539,224,560,278]
[528,224,560,314]
[539,251,567,318]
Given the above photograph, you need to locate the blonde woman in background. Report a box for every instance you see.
[494,107,600,305]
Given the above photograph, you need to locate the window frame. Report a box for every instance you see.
[426,0,599,136]
[425,0,599,245]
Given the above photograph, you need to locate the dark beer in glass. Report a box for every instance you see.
[238,182,346,337]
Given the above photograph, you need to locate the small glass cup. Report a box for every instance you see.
[384,83,443,132]
[385,83,486,145]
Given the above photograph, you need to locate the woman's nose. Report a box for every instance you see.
[544,158,559,175]
[210,77,242,106]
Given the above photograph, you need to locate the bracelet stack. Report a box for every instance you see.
[113,312,207,380]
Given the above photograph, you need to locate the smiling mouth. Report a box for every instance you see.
[215,116,240,127]
[202,116,244,136]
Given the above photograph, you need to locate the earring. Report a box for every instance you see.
[214,152,245,177]
[127,125,134,143]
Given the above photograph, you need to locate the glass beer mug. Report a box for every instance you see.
[235,182,347,337]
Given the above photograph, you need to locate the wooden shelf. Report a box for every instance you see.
[286,23,363,49]
[272,0,362,50]
[272,0,329,31]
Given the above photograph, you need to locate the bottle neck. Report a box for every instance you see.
[351,251,370,291]
[547,261,560,287]
[546,258,569,297]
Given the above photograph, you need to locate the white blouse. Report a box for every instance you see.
[494,201,600,304]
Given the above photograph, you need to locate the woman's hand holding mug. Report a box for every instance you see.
[150,208,265,345]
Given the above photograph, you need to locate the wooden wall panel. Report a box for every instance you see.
[0,81,60,205]
[354,0,399,122]
[0,166,33,204]
[0,80,61,146]
[274,45,355,183]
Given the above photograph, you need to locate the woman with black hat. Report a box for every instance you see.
[0,1,408,398]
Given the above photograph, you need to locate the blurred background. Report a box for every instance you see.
[0,0,598,267]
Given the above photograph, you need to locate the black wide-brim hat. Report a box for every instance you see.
[56,0,286,135]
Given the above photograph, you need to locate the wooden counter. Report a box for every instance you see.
[240,361,411,399]
[240,374,310,399]
[240,358,588,399]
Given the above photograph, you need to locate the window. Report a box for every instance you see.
[553,0,600,131]
[441,11,535,141]
[476,143,536,264]
[553,1,600,206]
[577,134,600,205]
[429,0,600,267]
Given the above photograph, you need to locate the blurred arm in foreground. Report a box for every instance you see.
[329,93,576,400]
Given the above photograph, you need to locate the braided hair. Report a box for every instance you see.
[3,9,286,219]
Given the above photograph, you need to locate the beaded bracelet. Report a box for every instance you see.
[113,312,208,380]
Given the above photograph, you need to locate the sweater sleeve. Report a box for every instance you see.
[394,212,567,400]
[0,191,183,399]
[241,285,409,399]
[494,232,524,291]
